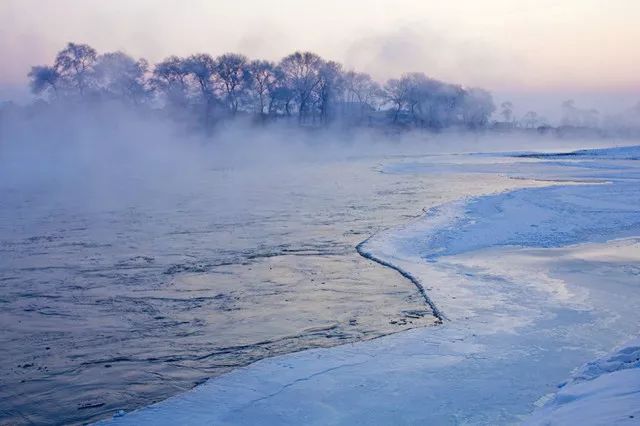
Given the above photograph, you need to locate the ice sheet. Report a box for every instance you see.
[100,146,640,425]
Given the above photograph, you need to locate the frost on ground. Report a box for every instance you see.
[525,338,640,425]
[98,145,640,425]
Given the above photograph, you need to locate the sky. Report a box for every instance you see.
[1,0,638,119]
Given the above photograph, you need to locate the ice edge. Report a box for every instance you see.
[356,236,448,323]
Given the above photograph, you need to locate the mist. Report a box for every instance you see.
[3,2,640,425]
[1,97,626,223]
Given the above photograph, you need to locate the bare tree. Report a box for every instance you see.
[247,60,277,117]
[316,61,344,124]
[215,53,249,114]
[268,67,295,117]
[185,54,216,99]
[151,56,191,108]
[184,54,217,126]
[279,52,324,123]
[344,71,381,123]
[384,77,409,123]
[403,73,435,125]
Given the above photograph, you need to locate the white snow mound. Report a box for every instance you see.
[525,338,640,425]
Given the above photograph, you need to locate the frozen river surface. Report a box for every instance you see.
[99,145,640,425]
[1,148,543,425]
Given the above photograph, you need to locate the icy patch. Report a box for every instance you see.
[361,179,640,272]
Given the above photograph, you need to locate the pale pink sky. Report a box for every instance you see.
[1,0,638,117]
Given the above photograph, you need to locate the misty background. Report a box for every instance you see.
[1,0,639,121]
[1,3,639,424]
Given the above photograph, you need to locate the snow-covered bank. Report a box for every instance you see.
[516,144,640,160]
[98,238,640,425]
[525,338,640,425]
[99,147,640,425]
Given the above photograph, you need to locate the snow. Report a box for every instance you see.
[517,144,640,160]
[525,338,640,425]
[97,145,640,425]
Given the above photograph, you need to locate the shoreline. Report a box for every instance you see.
[356,235,447,322]
[99,232,640,425]
[99,148,640,424]
[5,156,544,425]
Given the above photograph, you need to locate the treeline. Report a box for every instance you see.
[27,42,495,131]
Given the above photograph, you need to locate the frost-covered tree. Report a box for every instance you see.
[500,101,514,123]
[461,88,495,129]
[268,71,296,117]
[315,61,345,124]
[247,60,278,116]
[94,52,151,105]
[384,77,410,123]
[184,54,217,126]
[28,66,60,99]
[215,53,249,114]
[25,42,502,132]
[562,100,599,128]
[522,110,539,129]
[279,52,324,123]
[184,54,216,99]
[384,73,472,129]
[403,73,430,122]
[151,56,191,108]
[561,100,578,126]
[602,101,640,134]
[412,78,465,129]
[28,43,98,100]
[53,42,98,97]
[344,71,381,122]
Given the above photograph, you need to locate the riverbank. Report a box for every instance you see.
[100,145,640,424]
[1,153,540,425]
